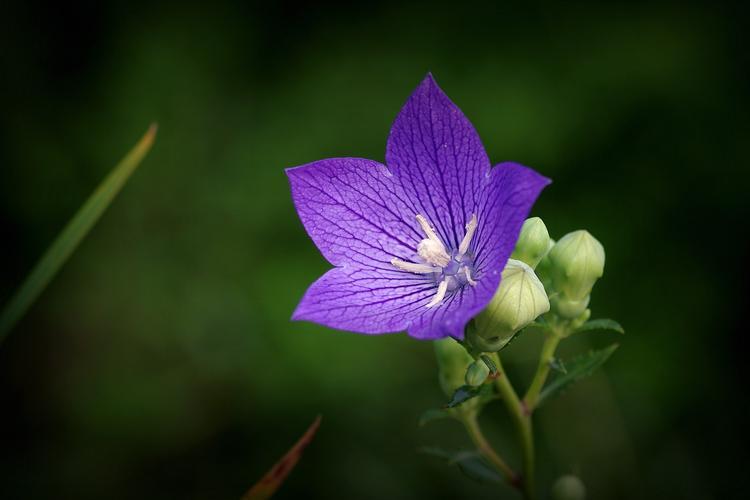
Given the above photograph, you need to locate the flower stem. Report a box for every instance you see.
[461,414,519,487]
[523,332,562,411]
[490,354,536,500]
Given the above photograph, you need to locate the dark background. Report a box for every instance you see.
[1,1,748,499]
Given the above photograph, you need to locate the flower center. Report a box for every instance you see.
[391,213,478,308]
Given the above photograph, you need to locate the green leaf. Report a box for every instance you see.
[537,344,619,407]
[575,318,625,335]
[0,125,157,344]
[243,416,321,500]
[418,447,503,484]
[549,357,567,374]
[445,384,494,408]
[418,408,455,426]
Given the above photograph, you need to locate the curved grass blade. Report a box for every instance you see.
[0,124,158,344]
[243,415,322,500]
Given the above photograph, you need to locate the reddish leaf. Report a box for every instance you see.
[242,416,321,500]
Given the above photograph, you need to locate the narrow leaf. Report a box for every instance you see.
[445,384,494,408]
[575,319,625,335]
[549,357,567,374]
[454,454,504,484]
[419,408,455,426]
[0,124,158,343]
[419,447,503,484]
[243,416,322,500]
[537,344,619,407]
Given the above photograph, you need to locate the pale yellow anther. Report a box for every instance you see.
[425,279,449,308]
[390,258,441,274]
[457,213,478,258]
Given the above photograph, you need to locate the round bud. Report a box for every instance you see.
[548,230,605,301]
[551,474,586,500]
[511,217,551,269]
[570,308,591,330]
[550,294,590,320]
[465,360,490,387]
[472,259,550,350]
[434,338,474,397]
[534,238,556,292]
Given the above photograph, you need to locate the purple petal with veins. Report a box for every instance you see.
[287,74,550,340]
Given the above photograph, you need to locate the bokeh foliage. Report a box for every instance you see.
[1,1,747,499]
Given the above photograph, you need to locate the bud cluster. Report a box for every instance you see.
[464,217,606,352]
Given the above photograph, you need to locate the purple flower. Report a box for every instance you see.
[286,74,550,340]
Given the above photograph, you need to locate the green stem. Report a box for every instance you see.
[490,354,535,500]
[523,332,562,411]
[461,414,519,488]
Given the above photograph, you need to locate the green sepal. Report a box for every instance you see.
[479,354,497,375]
[574,318,625,335]
[537,344,619,407]
[418,447,503,484]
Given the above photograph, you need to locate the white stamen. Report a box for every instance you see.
[425,279,449,308]
[464,267,477,286]
[457,213,478,258]
[391,258,441,274]
[416,214,444,245]
[417,239,451,267]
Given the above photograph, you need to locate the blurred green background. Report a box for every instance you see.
[1,1,748,499]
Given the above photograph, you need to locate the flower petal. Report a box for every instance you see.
[474,162,552,280]
[385,74,491,250]
[406,275,498,340]
[409,162,550,341]
[286,158,424,269]
[292,266,437,334]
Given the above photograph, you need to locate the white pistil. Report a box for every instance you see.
[464,267,477,286]
[457,213,478,258]
[425,279,449,308]
[390,258,441,274]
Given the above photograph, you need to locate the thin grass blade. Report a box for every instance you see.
[0,124,157,343]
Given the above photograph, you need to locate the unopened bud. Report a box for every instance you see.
[551,474,586,500]
[470,259,550,351]
[434,338,473,397]
[511,217,551,269]
[548,230,605,300]
[465,360,490,386]
[535,238,556,292]
[570,308,591,330]
[550,294,590,320]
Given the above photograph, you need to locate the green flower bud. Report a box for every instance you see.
[465,360,490,386]
[550,294,590,320]
[471,259,550,351]
[548,230,605,300]
[535,238,555,292]
[570,308,591,330]
[511,217,551,269]
[551,474,586,500]
[434,338,473,397]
